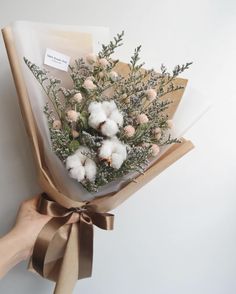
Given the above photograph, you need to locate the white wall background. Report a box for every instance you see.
[0,0,236,293]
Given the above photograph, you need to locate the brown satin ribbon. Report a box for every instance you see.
[31,193,114,294]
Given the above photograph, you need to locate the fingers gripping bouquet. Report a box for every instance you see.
[24,31,192,193]
[3,24,194,294]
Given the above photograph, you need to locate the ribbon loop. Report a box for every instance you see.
[30,193,114,294]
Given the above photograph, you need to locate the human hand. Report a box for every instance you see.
[0,195,78,278]
[11,195,52,259]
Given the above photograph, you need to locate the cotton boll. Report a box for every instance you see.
[66,146,97,183]
[101,101,111,116]
[66,156,85,182]
[99,138,127,169]
[88,101,102,113]
[66,154,81,170]
[84,158,97,181]
[111,153,124,169]
[101,100,116,116]
[88,100,123,135]
[101,119,119,137]
[69,165,85,182]
[88,111,107,130]
[99,139,113,159]
[75,146,89,164]
[109,109,123,126]
[112,139,127,160]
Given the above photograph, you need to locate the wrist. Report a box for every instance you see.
[5,229,31,261]
[0,229,30,278]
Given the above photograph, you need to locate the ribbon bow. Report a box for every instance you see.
[30,193,114,294]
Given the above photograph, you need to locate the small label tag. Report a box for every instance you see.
[44,48,70,72]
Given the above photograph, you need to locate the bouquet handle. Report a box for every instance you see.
[28,193,114,294]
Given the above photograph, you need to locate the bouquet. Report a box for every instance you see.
[2,21,194,294]
[23,31,192,194]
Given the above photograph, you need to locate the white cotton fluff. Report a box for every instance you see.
[75,146,89,162]
[101,101,123,127]
[88,100,123,137]
[100,119,119,137]
[70,165,86,182]
[99,139,114,159]
[88,101,101,113]
[111,153,124,169]
[66,154,81,169]
[109,109,123,126]
[101,100,116,116]
[99,137,127,170]
[88,102,107,129]
[84,158,97,181]
[66,155,85,181]
[66,146,97,182]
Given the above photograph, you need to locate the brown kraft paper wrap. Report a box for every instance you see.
[2,25,194,294]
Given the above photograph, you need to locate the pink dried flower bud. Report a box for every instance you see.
[154,127,161,134]
[142,142,150,148]
[124,125,135,137]
[151,144,160,157]
[72,129,80,138]
[73,92,83,103]
[83,78,97,90]
[154,127,162,140]
[99,71,105,78]
[87,76,95,81]
[86,53,97,64]
[99,58,109,67]
[67,110,79,122]
[52,120,62,130]
[125,97,130,104]
[109,71,118,81]
[137,113,149,124]
[167,120,173,129]
[146,89,157,101]
[155,132,162,140]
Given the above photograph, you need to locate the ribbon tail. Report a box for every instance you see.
[53,223,79,294]
[32,215,72,279]
[78,215,94,279]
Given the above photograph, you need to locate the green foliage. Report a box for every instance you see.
[98,31,124,58]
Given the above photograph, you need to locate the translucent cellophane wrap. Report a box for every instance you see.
[2,21,194,294]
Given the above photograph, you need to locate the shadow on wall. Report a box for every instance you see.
[0,37,49,293]
[0,261,54,293]
[0,43,40,237]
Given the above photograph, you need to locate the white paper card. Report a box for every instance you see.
[44,48,70,71]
